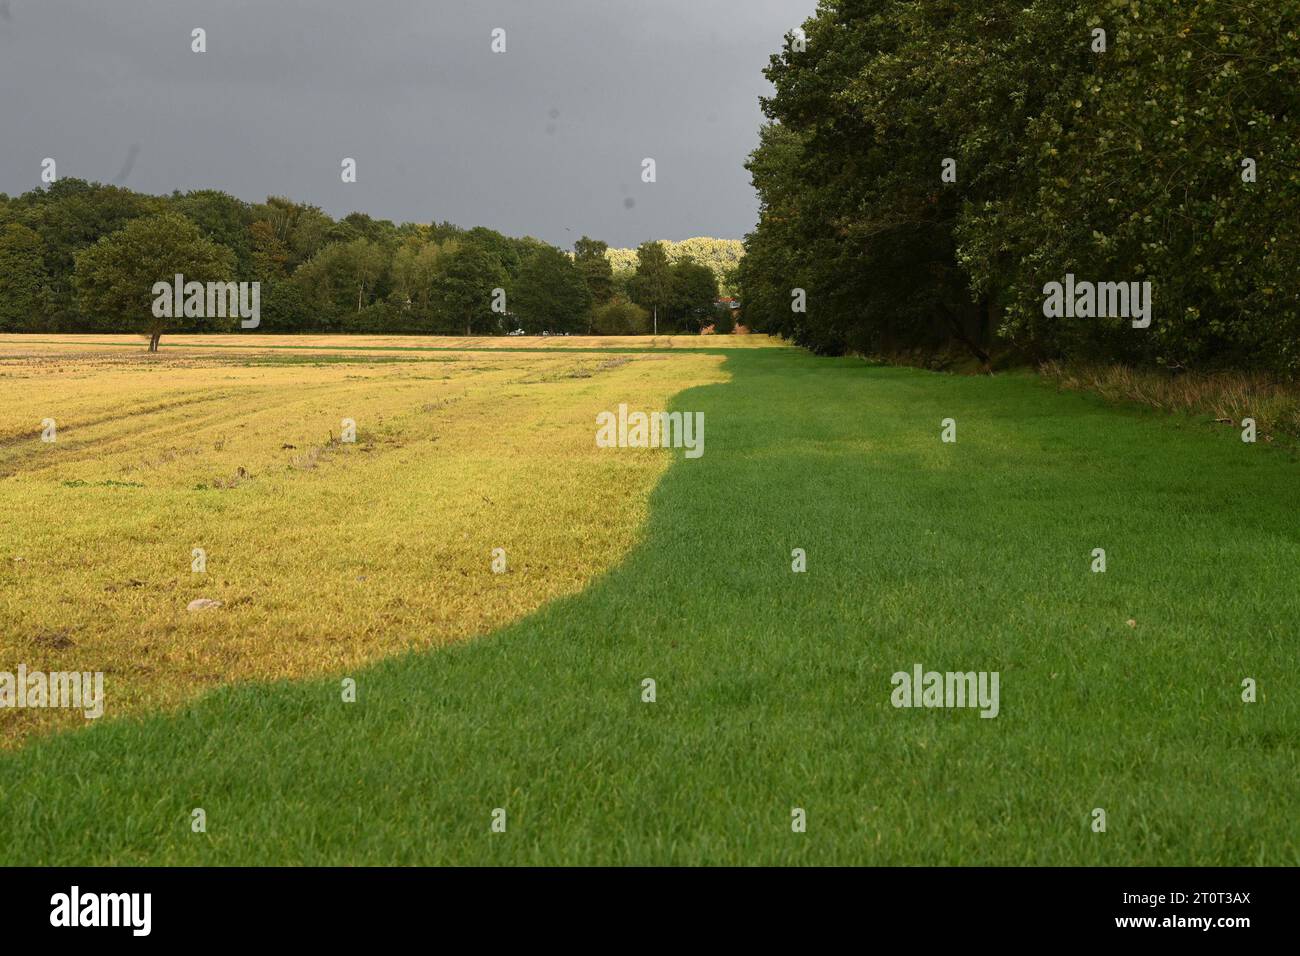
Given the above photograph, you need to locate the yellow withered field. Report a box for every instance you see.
[0,335,740,744]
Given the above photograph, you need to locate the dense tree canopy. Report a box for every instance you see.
[607,237,743,296]
[628,241,674,333]
[0,178,741,339]
[740,0,1300,373]
[0,223,47,333]
[512,245,591,334]
[437,243,507,336]
[574,235,616,316]
[667,258,720,332]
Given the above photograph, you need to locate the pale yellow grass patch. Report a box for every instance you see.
[0,332,787,354]
[0,340,727,744]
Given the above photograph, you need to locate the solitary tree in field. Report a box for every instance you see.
[74,213,235,351]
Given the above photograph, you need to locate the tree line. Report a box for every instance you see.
[0,179,738,339]
[739,0,1299,375]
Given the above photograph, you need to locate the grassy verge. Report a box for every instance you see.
[1,348,1296,864]
[1040,360,1300,445]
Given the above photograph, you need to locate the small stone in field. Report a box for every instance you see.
[187,598,222,612]
[1125,619,1137,628]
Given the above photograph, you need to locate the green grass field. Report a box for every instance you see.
[1,343,1296,865]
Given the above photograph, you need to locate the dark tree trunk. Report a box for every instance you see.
[943,308,990,366]
[148,332,161,352]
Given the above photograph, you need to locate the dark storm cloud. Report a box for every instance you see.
[0,0,816,247]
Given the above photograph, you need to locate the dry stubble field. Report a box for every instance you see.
[0,334,763,743]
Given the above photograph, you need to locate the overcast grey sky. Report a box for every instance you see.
[0,0,816,248]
